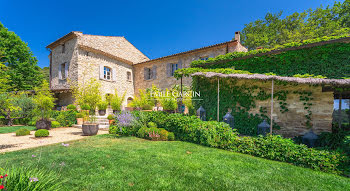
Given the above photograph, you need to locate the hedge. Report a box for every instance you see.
[138,111,349,175]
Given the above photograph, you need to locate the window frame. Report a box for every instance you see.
[127,71,132,81]
[104,66,112,80]
[171,63,178,76]
[60,63,66,80]
[145,67,152,80]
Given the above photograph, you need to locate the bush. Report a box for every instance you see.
[107,114,114,120]
[80,104,91,110]
[51,121,61,128]
[159,129,169,141]
[75,112,84,118]
[56,110,77,127]
[67,104,77,110]
[97,101,108,110]
[35,129,49,137]
[0,166,64,191]
[15,128,30,136]
[109,125,119,135]
[148,122,157,128]
[140,111,348,174]
[168,132,175,141]
[136,126,148,138]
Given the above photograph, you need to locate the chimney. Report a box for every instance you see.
[234,31,240,42]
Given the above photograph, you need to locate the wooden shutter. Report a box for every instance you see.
[64,62,69,79]
[152,66,157,79]
[100,65,104,79]
[112,68,117,81]
[58,64,62,80]
[144,68,148,80]
[166,63,172,77]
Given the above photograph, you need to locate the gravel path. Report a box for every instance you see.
[0,127,108,153]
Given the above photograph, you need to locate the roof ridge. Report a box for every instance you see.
[82,33,124,38]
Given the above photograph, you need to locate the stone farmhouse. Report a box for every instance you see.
[47,31,247,108]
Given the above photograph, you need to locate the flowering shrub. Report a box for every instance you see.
[0,166,64,190]
[112,112,139,136]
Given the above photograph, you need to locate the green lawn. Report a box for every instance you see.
[0,126,35,134]
[1,135,349,191]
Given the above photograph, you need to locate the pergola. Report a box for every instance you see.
[190,72,350,134]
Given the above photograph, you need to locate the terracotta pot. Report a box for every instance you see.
[77,118,83,125]
[98,110,106,116]
[125,107,134,111]
[36,119,51,130]
[109,119,115,125]
[82,123,99,136]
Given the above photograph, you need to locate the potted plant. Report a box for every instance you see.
[82,114,99,136]
[80,104,90,113]
[97,101,108,116]
[158,88,177,113]
[33,81,55,130]
[107,114,115,124]
[111,90,126,114]
[76,112,84,125]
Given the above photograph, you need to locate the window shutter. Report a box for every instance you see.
[144,68,148,80]
[112,68,117,81]
[100,65,104,79]
[166,63,172,77]
[152,65,157,79]
[178,60,183,69]
[64,62,69,79]
[58,64,62,80]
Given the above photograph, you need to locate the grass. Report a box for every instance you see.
[0,135,349,191]
[0,126,35,134]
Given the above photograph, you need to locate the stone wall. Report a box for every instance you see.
[77,49,134,108]
[133,42,247,92]
[225,79,333,137]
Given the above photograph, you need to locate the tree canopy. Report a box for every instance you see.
[0,22,43,91]
[241,0,350,49]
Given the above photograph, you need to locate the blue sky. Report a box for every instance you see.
[0,0,342,68]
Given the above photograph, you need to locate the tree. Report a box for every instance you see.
[241,1,350,49]
[70,78,101,111]
[41,67,50,82]
[33,81,55,120]
[0,93,35,126]
[0,22,43,90]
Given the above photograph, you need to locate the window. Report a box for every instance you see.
[62,43,65,53]
[171,63,178,76]
[59,62,67,80]
[200,56,209,61]
[85,51,89,56]
[127,71,132,81]
[144,67,152,80]
[104,66,111,80]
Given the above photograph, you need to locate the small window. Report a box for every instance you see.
[62,43,65,53]
[104,66,111,80]
[127,71,132,81]
[59,63,66,80]
[171,63,178,76]
[85,51,89,56]
[144,68,152,80]
[200,56,209,61]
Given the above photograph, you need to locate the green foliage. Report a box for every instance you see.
[0,92,35,126]
[41,66,50,82]
[75,112,84,118]
[141,111,348,174]
[35,129,49,137]
[51,121,61,128]
[110,90,126,111]
[0,22,43,90]
[0,166,64,190]
[186,41,350,79]
[80,104,90,111]
[15,128,30,136]
[148,122,157,128]
[56,110,77,127]
[129,89,153,110]
[240,1,350,49]
[33,81,55,120]
[0,63,10,92]
[70,78,101,111]
[168,132,175,141]
[97,101,108,110]
[67,104,77,110]
[107,114,114,120]
[109,125,119,135]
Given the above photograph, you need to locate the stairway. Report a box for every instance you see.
[73,116,110,130]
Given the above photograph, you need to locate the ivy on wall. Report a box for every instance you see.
[189,42,350,79]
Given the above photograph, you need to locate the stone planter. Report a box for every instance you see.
[82,123,99,136]
[36,119,51,130]
[77,118,83,125]
[98,110,106,116]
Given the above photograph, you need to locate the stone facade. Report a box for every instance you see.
[133,41,247,91]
